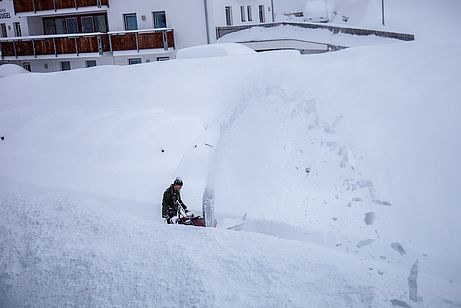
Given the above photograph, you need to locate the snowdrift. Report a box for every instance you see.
[0,64,29,79]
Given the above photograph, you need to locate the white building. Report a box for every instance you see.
[0,0,273,72]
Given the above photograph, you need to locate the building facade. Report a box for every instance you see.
[0,0,273,72]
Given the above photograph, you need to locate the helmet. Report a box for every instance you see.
[173,177,183,186]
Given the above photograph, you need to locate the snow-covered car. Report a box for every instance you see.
[303,0,329,23]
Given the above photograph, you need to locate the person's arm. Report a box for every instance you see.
[178,193,187,211]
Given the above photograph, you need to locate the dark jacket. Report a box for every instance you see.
[162,184,187,219]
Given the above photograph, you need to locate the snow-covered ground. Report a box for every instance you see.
[1,1,461,307]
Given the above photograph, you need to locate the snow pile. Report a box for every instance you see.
[176,43,256,59]
[0,64,29,79]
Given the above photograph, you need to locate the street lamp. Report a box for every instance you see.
[381,0,385,26]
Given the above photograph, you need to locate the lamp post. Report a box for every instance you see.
[203,0,210,44]
[381,0,385,26]
[271,0,275,22]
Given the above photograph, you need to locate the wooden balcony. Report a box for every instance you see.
[108,29,175,52]
[13,0,109,14]
[0,29,175,59]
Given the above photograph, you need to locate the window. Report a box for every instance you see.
[81,16,94,33]
[1,23,7,38]
[43,19,56,35]
[128,58,142,65]
[247,6,253,21]
[86,60,97,68]
[240,6,246,22]
[66,17,78,34]
[157,56,169,61]
[225,6,232,26]
[259,5,265,23]
[124,14,138,31]
[13,22,21,37]
[61,61,71,71]
[94,15,107,32]
[23,62,31,72]
[43,15,107,35]
[55,18,66,34]
[153,11,167,28]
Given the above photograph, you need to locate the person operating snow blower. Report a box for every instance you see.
[162,177,205,226]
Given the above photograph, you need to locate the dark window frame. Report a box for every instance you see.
[13,22,22,37]
[94,15,108,32]
[61,61,71,71]
[65,17,78,34]
[153,11,167,28]
[0,23,7,38]
[123,13,138,31]
[81,16,95,33]
[23,62,31,72]
[240,6,246,22]
[128,58,142,65]
[86,60,97,68]
[225,6,232,26]
[259,5,265,23]
[43,13,108,35]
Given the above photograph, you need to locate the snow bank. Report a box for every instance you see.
[176,43,256,59]
[0,64,29,79]
[1,176,458,307]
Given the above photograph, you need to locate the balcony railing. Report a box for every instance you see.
[14,0,109,14]
[0,29,175,58]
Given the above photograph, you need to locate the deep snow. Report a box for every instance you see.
[1,1,461,307]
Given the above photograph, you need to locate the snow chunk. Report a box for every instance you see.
[364,212,376,225]
[356,239,375,248]
[391,242,407,256]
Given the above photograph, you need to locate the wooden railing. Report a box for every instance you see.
[13,0,109,14]
[108,29,175,52]
[0,29,175,58]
